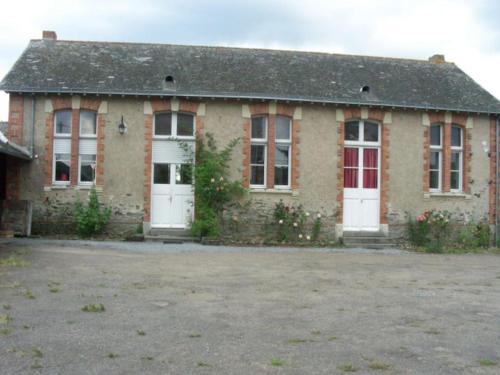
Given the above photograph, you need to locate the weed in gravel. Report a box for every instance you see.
[32,348,43,358]
[287,338,310,344]
[141,356,154,361]
[137,330,146,336]
[107,353,119,359]
[0,255,30,267]
[188,333,202,338]
[479,358,497,366]
[23,289,36,299]
[311,330,321,335]
[0,326,13,335]
[0,314,13,324]
[49,287,60,293]
[23,325,31,329]
[328,336,338,341]
[82,303,105,312]
[271,358,284,366]
[3,304,11,310]
[368,360,391,370]
[197,361,212,367]
[31,360,43,369]
[339,363,359,372]
[423,327,440,335]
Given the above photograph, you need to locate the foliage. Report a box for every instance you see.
[74,187,111,238]
[458,222,491,249]
[183,133,246,238]
[407,210,451,253]
[272,200,324,243]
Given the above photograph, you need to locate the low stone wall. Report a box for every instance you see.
[1,200,32,236]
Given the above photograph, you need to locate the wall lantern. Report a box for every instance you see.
[118,116,127,135]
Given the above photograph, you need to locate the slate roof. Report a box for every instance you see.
[1,39,499,114]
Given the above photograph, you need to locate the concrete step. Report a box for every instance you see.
[344,243,398,249]
[144,235,198,244]
[343,231,386,238]
[342,236,394,244]
[149,228,192,237]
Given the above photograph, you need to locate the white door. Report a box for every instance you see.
[151,140,194,228]
[343,120,381,231]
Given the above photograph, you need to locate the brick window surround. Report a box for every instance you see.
[489,116,499,224]
[336,108,390,226]
[143,99,204,222]
[6,94,24,200]
[44,97,105,187]
[423,113,470,193]
[242,103,300,190]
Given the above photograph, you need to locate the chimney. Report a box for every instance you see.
[428,54,445,64]
[42,30,57,41]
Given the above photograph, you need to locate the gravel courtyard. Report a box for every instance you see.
[0,239,499,374]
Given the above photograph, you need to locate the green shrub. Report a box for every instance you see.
[407,211,431,247]
[74,187,111,237]
[408,210,451,252]
[184,133,246,238]
[459,222,490,249]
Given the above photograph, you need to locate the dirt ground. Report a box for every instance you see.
[0,239,499,374]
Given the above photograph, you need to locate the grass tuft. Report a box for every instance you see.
[0,255,30,267]
[197,361,212,367]
[271,358,285,366]
[82,303,105,313]
[479,358,497,366]
[189,333,202,338]
[137,330,146,336]
[107,353,119,359]
[339,363,359,372]
[368,360,391,370]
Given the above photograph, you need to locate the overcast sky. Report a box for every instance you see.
[0,0,499,121]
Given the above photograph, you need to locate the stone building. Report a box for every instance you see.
[1,31,499,241]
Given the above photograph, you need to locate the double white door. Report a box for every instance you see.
[151,140,194,228]
[343,146,380,231]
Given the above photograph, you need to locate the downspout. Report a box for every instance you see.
[30,96,36,157]
[496,116,500,247]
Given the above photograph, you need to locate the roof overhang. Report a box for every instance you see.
[0,131,31,160]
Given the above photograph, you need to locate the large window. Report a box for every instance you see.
[429,124,442,191]
[78,110,97,184]
[53,110,72,183]
[450,125,463,191]
[275,116,291,188]
[154,112,195,138]
[250,116,267,187]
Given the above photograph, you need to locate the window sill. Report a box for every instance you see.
[250,188,298,196]
[44,185,102,192]
[424,192,471,199]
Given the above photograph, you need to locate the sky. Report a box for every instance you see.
[0,0,499,121]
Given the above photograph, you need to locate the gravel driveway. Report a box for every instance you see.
[0,239,499,374]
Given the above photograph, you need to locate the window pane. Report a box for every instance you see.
[275,145,289,165]
[251,117,266,139]
[55,160,70,182]
[345,121,359,141]
[55,110,72,134]
[176,164,193,185]
[80,154,96,183]
[251,145,265,164]
[452,126,462,147]
[251,166,265,185]
[155,113,172,136]
[364,121,379,142]
[363,169,378,189]
[451,152,460,171]
[363,149,378,168]
[55,153,71,161]
[344,168,358,188]
[276,116,291,140]
[430,125,441,146]
[344,148,358,167]
[177,114,194,136]
[430,151,440,170]
[275,166,289,186]
[430,170,439,189]
[451,171,459,190]
[80,111,97,135]
[154,163,170,184]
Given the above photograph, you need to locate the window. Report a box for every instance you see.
[275,116,291,187]
[176,164,193,185]
[53,110,72,183]
[450,125,463,191]
[79,110,97,184]
[154,163,170,184]
[250,117,267,186]
[429,124,442,191]
[154,112,194,138]
[344,120,379,143]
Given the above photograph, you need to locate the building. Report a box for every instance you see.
[1,31,499,240]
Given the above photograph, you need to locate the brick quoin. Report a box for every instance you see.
[242,119,251,188]
[336,120,345,224]
[489,116,498,224]
[6,94,25,199]
[96,114,106,186]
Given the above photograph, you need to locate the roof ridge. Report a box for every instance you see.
[30,38,451,65]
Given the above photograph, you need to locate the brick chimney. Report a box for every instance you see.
[428,54,445,64]
[42,30,57,41]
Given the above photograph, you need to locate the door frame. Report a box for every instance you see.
[342,120,381,232]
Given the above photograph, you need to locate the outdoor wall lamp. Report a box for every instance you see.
[118,116,127,135]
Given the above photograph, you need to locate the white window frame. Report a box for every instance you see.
[429,124,443,192]
[53,110,72,185]
[153,112,196,140]
[344,120,381,147]
[78,154,97,185]
[450,125,463,193]
[274,116,292,189]
[78,110,98,185]
[79,110,98,138]
[250,116,268,188]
